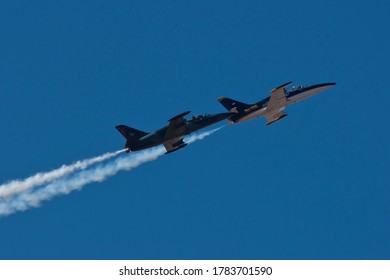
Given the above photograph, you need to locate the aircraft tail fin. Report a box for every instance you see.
[115,125,147,140]
[217,97,249,113]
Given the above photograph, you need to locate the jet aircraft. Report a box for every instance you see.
[116,111,233,154]
[217,82,335,125]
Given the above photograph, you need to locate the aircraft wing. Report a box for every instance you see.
[266,82,291,113]
[264,110,287,125]
[165,111,190,139]
[264,82,291,125]
[163,137,187,154]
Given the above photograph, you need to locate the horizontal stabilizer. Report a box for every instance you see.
[115,125,147,140]
[217,97,249,113]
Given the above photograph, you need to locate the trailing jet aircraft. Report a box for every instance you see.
[217,82,336,125]
[116,111,233,154]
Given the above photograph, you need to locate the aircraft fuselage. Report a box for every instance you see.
[126,112,232,152]
[229,83,335,124]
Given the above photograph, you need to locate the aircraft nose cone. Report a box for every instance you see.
[320,82,336,91]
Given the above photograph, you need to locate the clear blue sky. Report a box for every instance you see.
[0,0,389,259]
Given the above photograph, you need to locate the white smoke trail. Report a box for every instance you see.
[0,146,166,216]
[185,125,224,144]
[0,149,125,199]
[0,127,222,217]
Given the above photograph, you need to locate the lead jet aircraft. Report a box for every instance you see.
[217,82,335,125]
[116,111,234,154]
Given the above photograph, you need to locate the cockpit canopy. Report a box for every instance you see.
[291,85,306,91]
[191,114,211,121]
